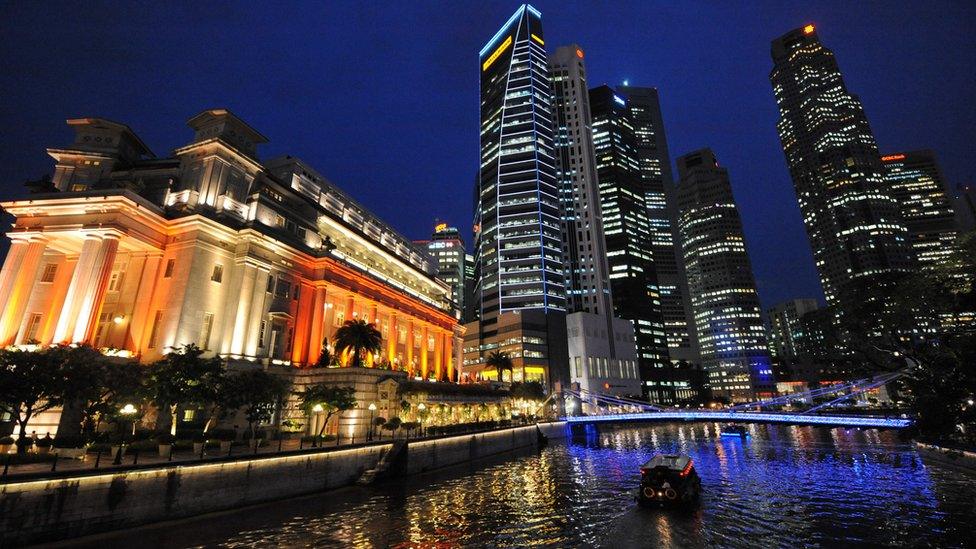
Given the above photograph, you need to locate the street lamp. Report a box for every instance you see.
[312,403,324,446]
[418,403,427,437]
[116,403,137,464]
[368,403,377,441]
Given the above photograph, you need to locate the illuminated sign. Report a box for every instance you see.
[435,223,448,232]
[613,95,626,106]
[881,154,906,162]
[803,24,815,34]
[575,48,584,59]
[531,33,544,46]
[482,35,513,71]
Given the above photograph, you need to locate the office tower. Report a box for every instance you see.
[549,45,641,399]
[954,183,976,232]
[676,149,774,402]
[766,298,820,381]
[415,224,467,320]
[463,253,477,322]
[616,85,700,391]
[463,4,569,388]
[588,85,676,401]
[882,151,960,267]
[770,25,913,305]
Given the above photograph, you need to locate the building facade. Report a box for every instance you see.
[588,85,678,401]
[765,298,820,382]
[881,151,960,268]
[0,112,462,383]
[770,25,914,306]
[464,4,569,389]
[415,223,467,319]
[675,149,774,402]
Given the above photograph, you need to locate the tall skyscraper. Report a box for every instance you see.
[549,44,613,317]
[770,25,914,305]
[766,298,820,382]
[882,151,960,268]
[954,183,976,232]
[588,85,675,401]
[616,85,700,375]
[549,45,641,399]
[676,149,774,402]
[414,223,467,319]
[464,4,569,388]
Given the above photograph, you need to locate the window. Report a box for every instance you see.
[199,312,214,349]
[108,270,125,292]
[70,184,87,192]
[292,284,300,301]
[93,312,112,346]
[24,313,42,342]
[40,264,57,283]
[163,259,175,278]
[266,275,275,293]
[211,265,223,283]
[274,278,291,299]
[148,310,163,349]
[258,320,267,348]
[183,409,195,421]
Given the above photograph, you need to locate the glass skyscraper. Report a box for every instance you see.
[770,25,914,305]
[676,149,774,402]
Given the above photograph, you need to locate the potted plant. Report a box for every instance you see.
[35,434,54,455]
[157,433,175,458]
[192,433,207,456]
[250,429,266,450]
[0,436,13,454]
[53,434,88,459]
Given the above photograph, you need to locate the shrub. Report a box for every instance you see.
[243,429,267,440]
[0,436,15,445]
[211,428,237,442]
[157,433,176,445]
[35,435,54,448]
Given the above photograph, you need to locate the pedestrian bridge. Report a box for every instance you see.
[561,410,912,429]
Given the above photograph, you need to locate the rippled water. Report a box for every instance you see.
[83,423,976,548]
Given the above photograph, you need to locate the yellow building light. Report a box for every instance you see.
[531,33,544,46]
[803,24,815,34]
[482,35,513,71]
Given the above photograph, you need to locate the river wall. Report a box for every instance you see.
[0,422,567,546]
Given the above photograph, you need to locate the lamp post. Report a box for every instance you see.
[368,403,377,441]
[116,403,137,464]
[312,403,324,447]
[417,403,426,437]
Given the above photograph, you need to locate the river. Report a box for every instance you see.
[68,422,976,548]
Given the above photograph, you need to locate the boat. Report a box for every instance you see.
[636,454,701,507]
[720,424,749,438]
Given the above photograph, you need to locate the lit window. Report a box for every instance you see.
[39,264,58,283]
[211,265,223,283]
[163,259,175,278]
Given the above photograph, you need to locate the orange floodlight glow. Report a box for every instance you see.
[435,223,448,232]
[576,48,584,59]
[803,24,815,35]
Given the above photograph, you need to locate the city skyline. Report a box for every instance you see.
[1,2,974,311]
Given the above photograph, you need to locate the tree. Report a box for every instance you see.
[486,351,514,382]
[0,347,67,452]
[76,356,146,437]
[383,417,402,438]
[333,320,382,368]
[297,384,357,437]
[222,370,289,441]
[314,337,332,369]
[373,416,387,439]
[145,344,224,436]
[510,381,546,401]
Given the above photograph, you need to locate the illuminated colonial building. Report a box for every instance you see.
[770,25,914,305]
[676,149,774,402]
[0,111,461,382]
[881,151,960,268]
[464,4,570,388]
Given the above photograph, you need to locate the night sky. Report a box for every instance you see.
[1,1,973,309]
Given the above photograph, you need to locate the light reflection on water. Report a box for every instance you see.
[87,423,976,548]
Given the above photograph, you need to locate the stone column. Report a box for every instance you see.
[243,268,270,357]
[387,313,398,364]
[405,320,414,375]
[291,282,314,365]
[307,286,327,365]
[433,330,443,381]
[125,252,162,353]
[446,334,455,382]
[420,325,429,379]
[228,264,258,355]
[0,237,47,345]
[53,235,119,344]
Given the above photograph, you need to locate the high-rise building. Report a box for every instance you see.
[415,223,467,320]
[882,151,960,268]
[589,85,682,402]
[549,45,641,399]
[766,298,820,381]
[463,4,569,388]
[676,149,774,402]
[463,252,477,323]
[954,183,976,232]
[770,25,914,305]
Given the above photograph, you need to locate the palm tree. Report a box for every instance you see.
[485,350,514,382]
[333,319,382,368]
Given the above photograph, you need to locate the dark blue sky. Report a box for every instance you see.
[1,1,973,309]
